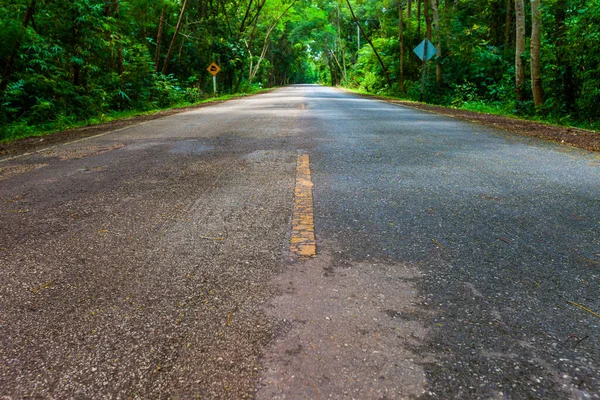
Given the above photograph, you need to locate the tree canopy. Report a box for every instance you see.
[1,0,599,140]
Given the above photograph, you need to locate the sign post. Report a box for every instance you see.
[413,39,436,102]
[206,62,221,95]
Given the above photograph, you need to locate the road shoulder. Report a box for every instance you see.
[339,88,600,152]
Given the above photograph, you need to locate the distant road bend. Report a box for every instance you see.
[1,85,598,399]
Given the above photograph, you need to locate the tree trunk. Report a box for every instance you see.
[162,0,190,74]
[417,0,422,40]
[248,0,297,83]
[337,4,347,83]
[240,0,267,82]
[345,0,392,87]
[430,0,442,86]
[504,0,512,56]
[104,0,112,16]
[399,0,405,93]
[341,42,347,84]
[489,0,502,46]
[424,0,432,40]
[178,14,189,59]
[0,0,36,93]
[246,41,254,81]
[530,0,544,109]
[154,4,167,71]
[407,0,412,19]
[238,0,255,35]
[514,0,526,103]
[328,58,336,86]
[328,46,345,84]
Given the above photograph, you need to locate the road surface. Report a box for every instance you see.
[1,85,598,399]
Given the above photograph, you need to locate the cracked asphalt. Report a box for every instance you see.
[1,85,599,399]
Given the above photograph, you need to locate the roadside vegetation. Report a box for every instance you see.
[1,0,599,143]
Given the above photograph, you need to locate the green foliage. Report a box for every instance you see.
[540,0,600,124]
[351,37,397,92]
[450,81,479,106]
[1,0,599,141]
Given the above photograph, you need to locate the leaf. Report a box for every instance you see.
[431,238,446,249]
[567,301,600,320]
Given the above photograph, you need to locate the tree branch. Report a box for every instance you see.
[344,0,392,87]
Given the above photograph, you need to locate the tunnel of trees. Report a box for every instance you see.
[1,0,599,140]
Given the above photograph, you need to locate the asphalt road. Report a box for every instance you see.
[1,85,599,399]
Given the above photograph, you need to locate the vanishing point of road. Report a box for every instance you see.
[1,85,598,399]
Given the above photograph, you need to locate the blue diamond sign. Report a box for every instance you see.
[413,39,437,62]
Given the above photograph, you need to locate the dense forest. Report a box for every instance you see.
[1,0,599,141]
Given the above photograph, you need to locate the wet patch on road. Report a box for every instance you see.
[167,140,213,155]
[258,244,430,399]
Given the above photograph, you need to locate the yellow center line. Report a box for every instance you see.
[290,154,316,258]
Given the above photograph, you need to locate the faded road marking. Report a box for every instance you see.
[290,154,316,258]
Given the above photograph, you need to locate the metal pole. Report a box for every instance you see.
[213,75,217,95]
[419,40,427,102]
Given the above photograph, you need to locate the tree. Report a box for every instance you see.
[504,0,512,55]
[429,0,442,86]
[154,3,167,71]
[247,0,297,83]
[514,0,526,103]
[162,0,189,74]
[0,0,36,94]
[530,0,544,109]
[2,0,600,141]
[345,0,392,87]
[424,0,432,40]
[399,0,406,93]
